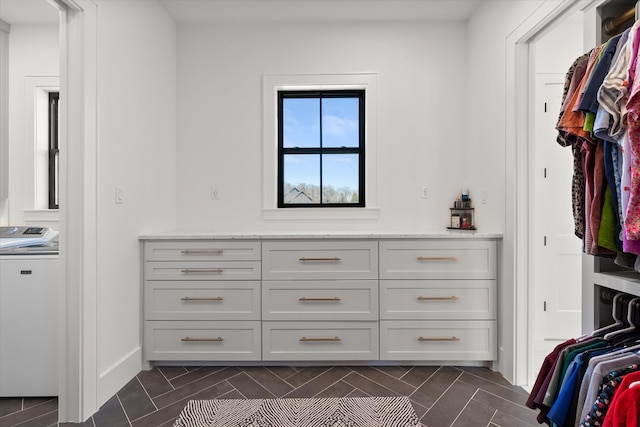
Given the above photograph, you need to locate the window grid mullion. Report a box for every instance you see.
[319,94,323,205]
[277,89,365,208]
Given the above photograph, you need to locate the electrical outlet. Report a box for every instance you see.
[421,186,429,198]
[211,188,219,200]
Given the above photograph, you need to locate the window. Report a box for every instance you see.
[278,90,365,208]
[262,73,379,221]
[48,92,60,209]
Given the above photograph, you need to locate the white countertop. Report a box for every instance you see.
[139,230,503,240]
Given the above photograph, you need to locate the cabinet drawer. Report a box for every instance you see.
[144,281,260,321]
[379,320,496,361]
[380,280,496,320]
[144,320,261,361]
[262,280,378,321]
[262,241,378,280]
[262,321,379,361]
[379,240,496,279]
[144,240,260,261]
[145,261,261,281]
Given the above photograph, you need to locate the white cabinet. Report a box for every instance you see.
[379,239,496,280]
[262,321,379,361]
[262,240,378,280]
[379,239,497,361]
[143,240,262,362]
[261,240,379,361]
[142,236,499,365]
[0,255,58,396]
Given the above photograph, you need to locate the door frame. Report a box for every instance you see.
[506,0,599,386]
[47,0,99,422]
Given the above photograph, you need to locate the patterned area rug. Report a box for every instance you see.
[172,396,420,427]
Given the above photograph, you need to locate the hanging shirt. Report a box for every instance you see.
[602,370,640,427]
[623,25,640,240]
[579,354,640,423]
[580,364,640,427]
[580,35,623,117]
[558,53,591,239]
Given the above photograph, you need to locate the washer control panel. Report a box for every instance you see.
[0,227,58,249]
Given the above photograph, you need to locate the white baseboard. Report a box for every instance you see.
[97,346,142,408]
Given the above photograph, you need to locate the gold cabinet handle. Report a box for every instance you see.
[299,336,341,342]
[180,297,223,302]
[299,257,341,262]
[181,337,223,342]
[417,256,459,261]
[418,336,460,341]
[299,297,342,302]
[180,268,223,273]
[181,249,223,254]
[417,296,460,301]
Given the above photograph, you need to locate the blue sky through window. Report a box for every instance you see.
[283,96,360,195]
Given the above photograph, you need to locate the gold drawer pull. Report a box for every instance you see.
[417,296,460,301]
[181,336,223,342]
[180,297,223,302]
[180,268,223,273]
[299,297,342,302]
[418,336,460,341]
[299,257,341,262]
[417,256,459,261]
[300,336,341,342]
[181,249,223,254]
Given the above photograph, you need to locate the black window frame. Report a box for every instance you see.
[277,89,366,208]
[48,91,59,210]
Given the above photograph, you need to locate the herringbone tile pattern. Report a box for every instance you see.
[0,365,537,427]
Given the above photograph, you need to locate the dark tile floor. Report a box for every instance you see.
[0,365,538,427]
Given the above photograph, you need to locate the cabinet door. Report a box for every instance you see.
[262,321,379,361]
[379,320,496,361]
[145,261,261,281]
[145,281,261,320]
[262,240,378,280]
[380,280,496,320]
[145,320,261,361]
[145,240,261,261]
[262,280,378,321]
[379,240,496,280]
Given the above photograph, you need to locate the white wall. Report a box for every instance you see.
[0,21,8,223]
[176,21,475,233]
[7,24,59,227]
[95,0,176,404]
[467,0,556,383]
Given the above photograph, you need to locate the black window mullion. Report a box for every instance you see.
[48,92,59,210]
[319,94,324,205]
[278,89,365,208]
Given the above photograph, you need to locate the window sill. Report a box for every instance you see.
[23,209,59,223]
[262,207,380,221]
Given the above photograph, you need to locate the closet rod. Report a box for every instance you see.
[603,5,635,35]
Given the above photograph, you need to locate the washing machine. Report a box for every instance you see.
[0,226,59,396]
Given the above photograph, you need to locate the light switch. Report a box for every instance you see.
[115,186,124,204]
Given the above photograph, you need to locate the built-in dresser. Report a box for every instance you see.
[141,234,500,367]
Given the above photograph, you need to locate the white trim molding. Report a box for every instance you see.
[0,20,9,205]
[51,0,100,423]
[504,0,585,386]
[262,73,379,221]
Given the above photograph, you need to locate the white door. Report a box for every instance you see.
[533,74,582,353]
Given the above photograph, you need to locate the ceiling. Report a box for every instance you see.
[0,0,483,25]
[0,0,57,24]
[160,0,484,23]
